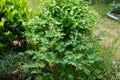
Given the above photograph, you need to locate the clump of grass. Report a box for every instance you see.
[27,0,42,10]
[90,3,110,17]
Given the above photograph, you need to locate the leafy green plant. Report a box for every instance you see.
[22,0,109,80]
[111,3,120,15]
[102,0,120,4]
[0,0,28,53]
[0,52,28,80]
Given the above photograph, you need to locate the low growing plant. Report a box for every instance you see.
[102,0,120,4]
[0,52,29,80]
[111,3,120,15]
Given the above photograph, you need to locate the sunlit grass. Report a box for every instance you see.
[91,2,120,61]
[27,0,50,10]
[27,0,42,10]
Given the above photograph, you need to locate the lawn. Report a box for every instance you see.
[91,3,120,61]
[27,0,41,10]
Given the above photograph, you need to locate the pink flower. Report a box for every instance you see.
[13,40,21,46]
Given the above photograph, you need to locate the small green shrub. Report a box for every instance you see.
[23,0,108,80]
[0,0,28,53]
[111,3,120,15]
[0,52,28,79]
[102,0,120,3]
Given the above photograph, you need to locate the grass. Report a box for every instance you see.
[91,2,120,61]
[91,2,120,78]
[27,0,50,11]
[27,0,43,10]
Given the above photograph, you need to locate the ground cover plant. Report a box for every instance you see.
[0,53,29,80]
[102,0,120,3]
[110,3,120,19]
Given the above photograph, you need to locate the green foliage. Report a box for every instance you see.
[0,0,118,80]
[22,0,107,80]
[89,0,120,5]
[85,0,97,4]
[111,3,120,15]
[0,53,28,79]
[0,0,28,53]
[102,0,120,3]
